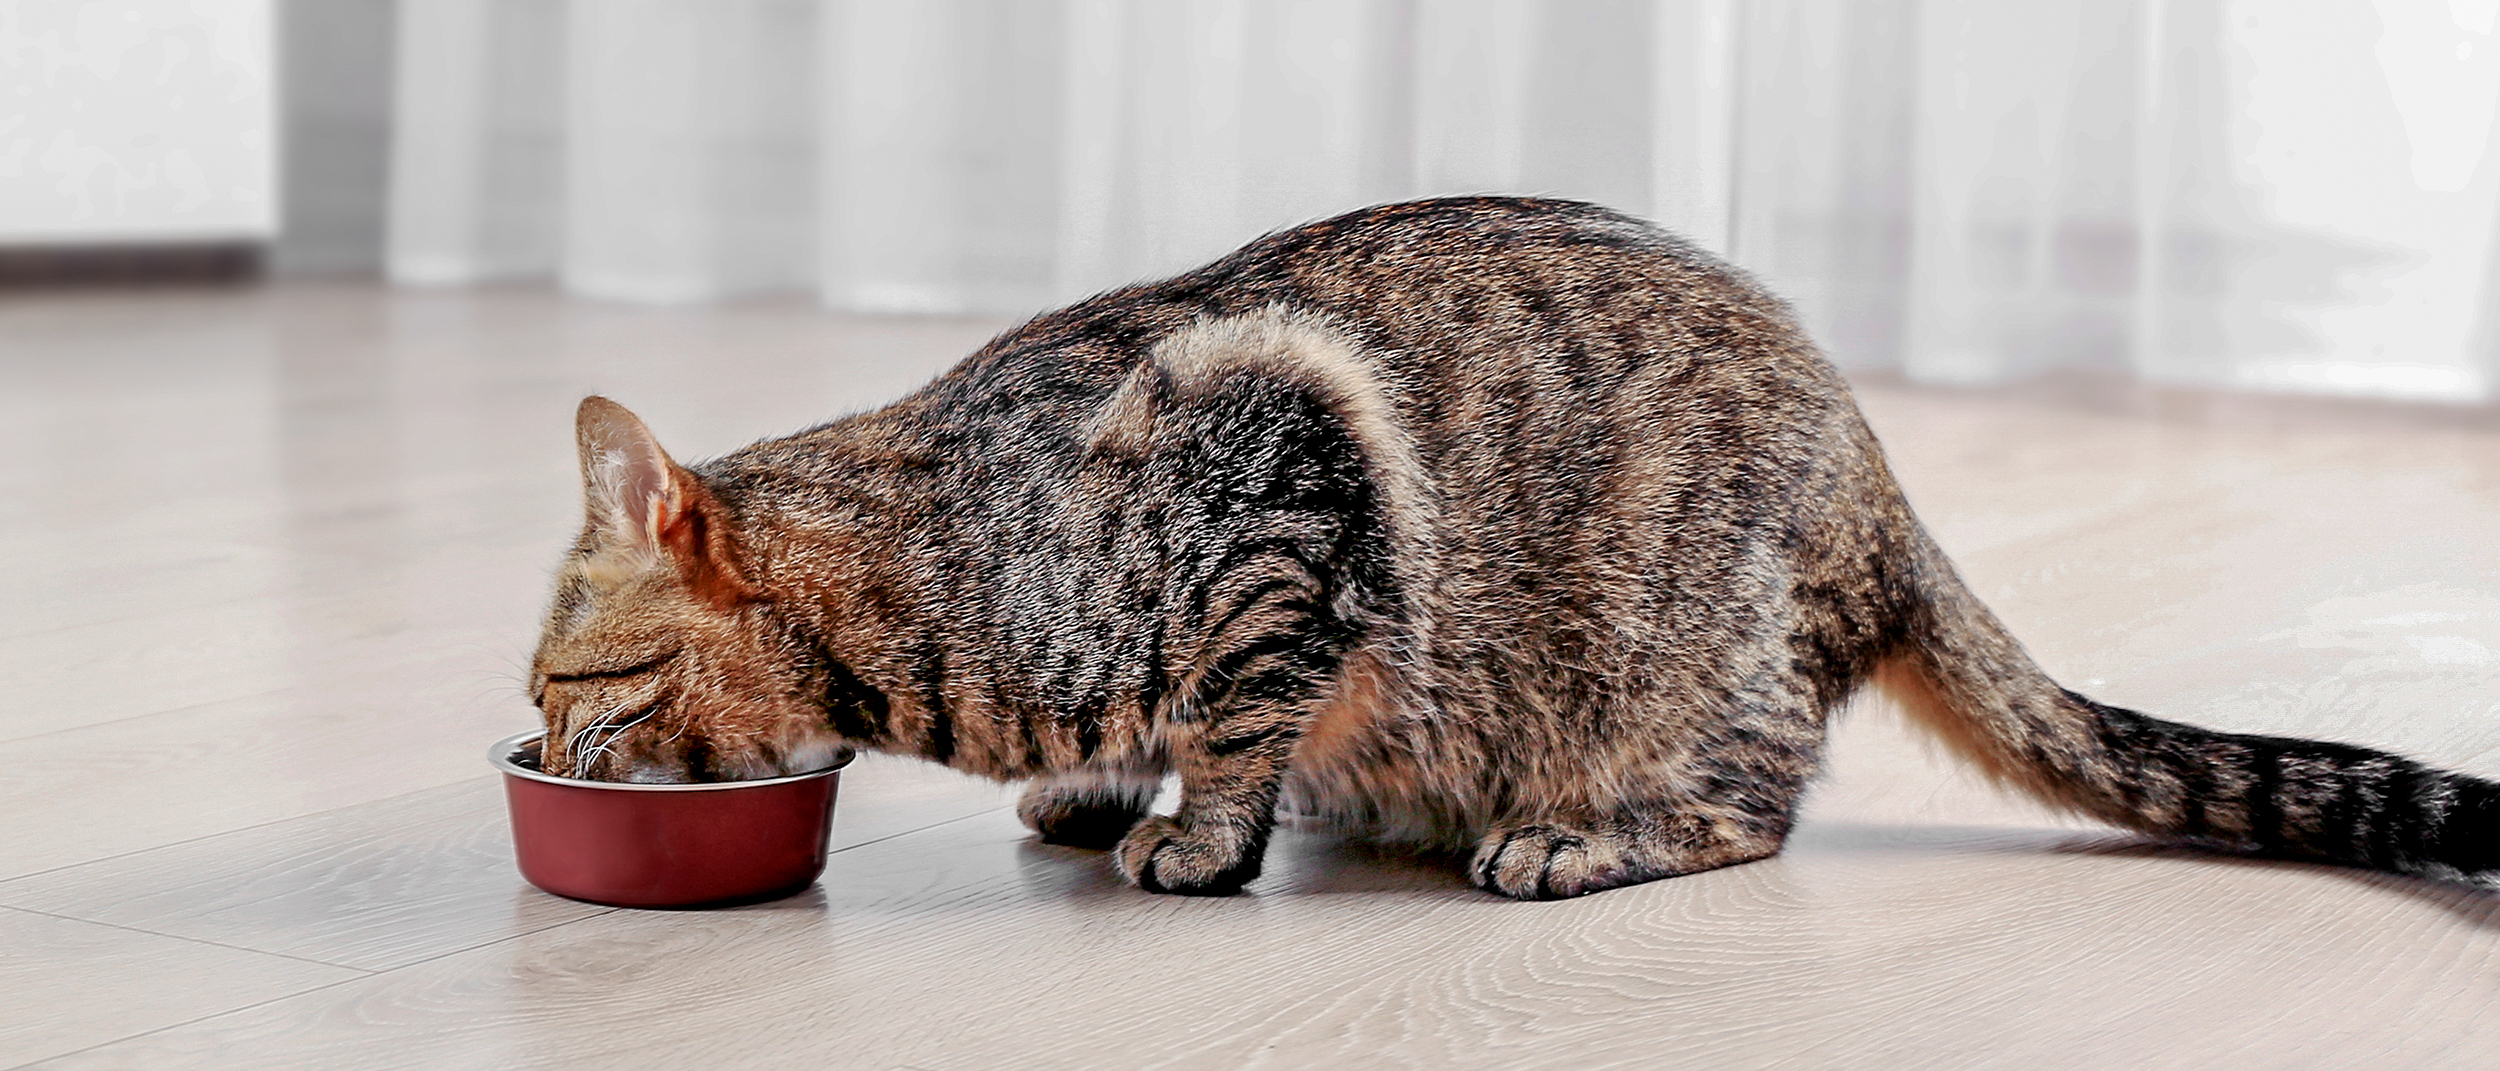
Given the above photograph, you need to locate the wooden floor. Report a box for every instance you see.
[4,283,2498,1070]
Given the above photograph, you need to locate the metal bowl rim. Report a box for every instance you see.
[488,729,853,792]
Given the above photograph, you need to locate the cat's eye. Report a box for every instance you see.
[540,651,679,684]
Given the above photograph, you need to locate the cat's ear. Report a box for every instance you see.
[575,397,754,600]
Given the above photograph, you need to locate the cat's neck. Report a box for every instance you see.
[708,409,999,770]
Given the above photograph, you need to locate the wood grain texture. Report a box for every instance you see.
[0,778,611,972]
[0,552,552,743]
[0,756,1013,972]
[0,653,530,881]
[0,906,362,1068]
[27,806,2500,1070]
[6,286,2498,1069]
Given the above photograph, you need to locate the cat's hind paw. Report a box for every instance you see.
[1470,815,1784,899]
[1114,815,1261,896]
[1469,823,1637,901]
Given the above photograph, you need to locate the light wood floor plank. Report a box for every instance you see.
[0,779,610,973]
[0,906,364,1069]
[0,653,528,881]
[0,579,546,744]
[0,756,1012,972]
[28,797,2500,1071]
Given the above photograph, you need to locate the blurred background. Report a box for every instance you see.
[11,0,2500,401]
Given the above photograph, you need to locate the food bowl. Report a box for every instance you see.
[490,729,853,908]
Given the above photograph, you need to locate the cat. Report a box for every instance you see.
[528,196,2498,900]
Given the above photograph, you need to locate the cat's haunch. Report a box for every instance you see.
[528,196,2499,900]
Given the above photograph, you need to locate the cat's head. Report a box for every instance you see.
[527,397,842,783]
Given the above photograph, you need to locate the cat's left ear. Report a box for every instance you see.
[574,396,756,601]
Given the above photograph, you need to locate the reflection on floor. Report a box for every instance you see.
[3,283,2496,1069]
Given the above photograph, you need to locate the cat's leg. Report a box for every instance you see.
[1112,719,1310,895]
[1103,358,1382,895]
[1111,625,1342,896]
[1018,769,1161,849]
[1469,689,1824,900]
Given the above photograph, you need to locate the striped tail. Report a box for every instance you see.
[1879,532,2500,886]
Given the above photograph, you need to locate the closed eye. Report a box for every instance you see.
[541,651,680,685]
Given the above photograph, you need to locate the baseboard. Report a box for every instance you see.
[0,242,267,287]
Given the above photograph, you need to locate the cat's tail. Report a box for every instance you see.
[1880,532,2500,887]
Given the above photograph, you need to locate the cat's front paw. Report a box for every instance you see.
[1114,815,1261,895]
[1470,823,1628,901]
[1018,782,1151,850]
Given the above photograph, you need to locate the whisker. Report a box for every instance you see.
[560,695,636,774]
[574,699,660,778]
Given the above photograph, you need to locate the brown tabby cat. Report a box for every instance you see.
[528,196,2498,899]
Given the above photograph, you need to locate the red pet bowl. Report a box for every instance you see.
[490,729,853,908]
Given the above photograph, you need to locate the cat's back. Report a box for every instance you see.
[1219,196,1840,435]
[1031,198,1875,641]
[896,197,1866,541]
[1229,195,1784,335]
[961,196,1808,388]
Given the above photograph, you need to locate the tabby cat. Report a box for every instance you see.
[528,197,2498,899]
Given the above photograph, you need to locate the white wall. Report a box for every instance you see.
[275,0,392,272]
[0,0,275,244]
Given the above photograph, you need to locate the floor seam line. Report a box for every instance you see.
[0,908,625,1070]
[827,802,1016,857]
[0,643,540,748]
[0,904,379,975]
[4,970,373,1071]
[0,773,497,887]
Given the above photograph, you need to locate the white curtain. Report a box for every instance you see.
[282,0,2500,403]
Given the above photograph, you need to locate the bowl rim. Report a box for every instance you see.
[488,728,854,792]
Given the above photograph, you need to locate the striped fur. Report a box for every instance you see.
[528,196,2499,898]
